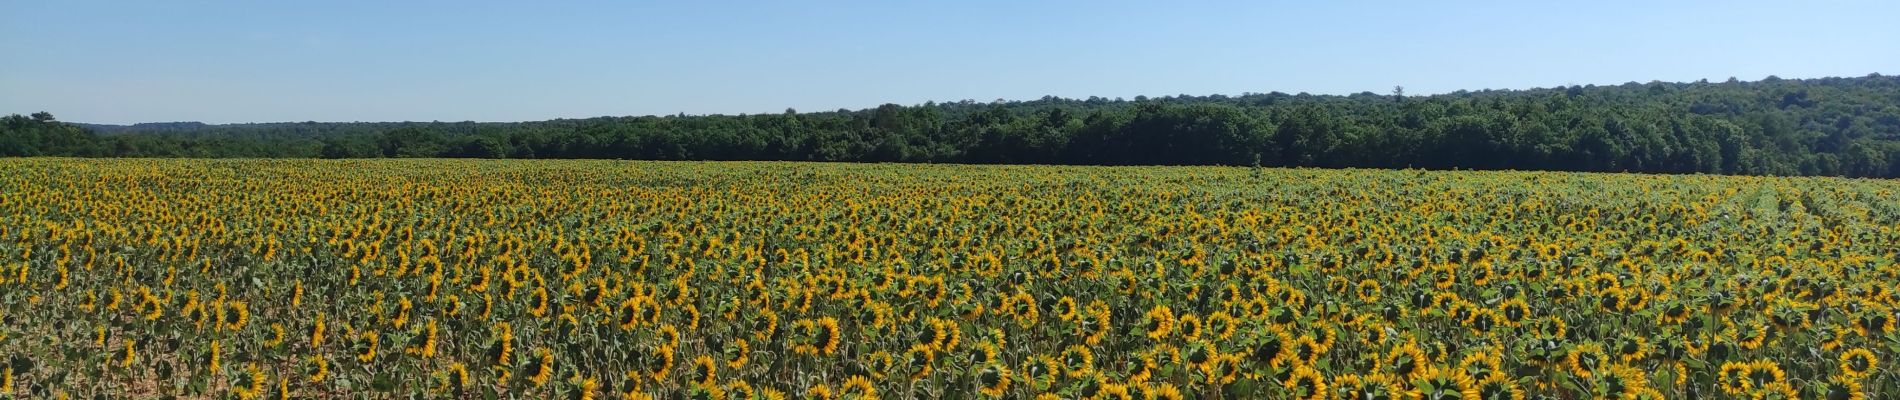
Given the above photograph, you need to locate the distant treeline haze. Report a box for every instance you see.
[5,75,1900,177]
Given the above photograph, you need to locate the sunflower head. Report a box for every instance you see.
[1840,348,1877,379]
[976,363,1011,398]
[1282,365,1327,400]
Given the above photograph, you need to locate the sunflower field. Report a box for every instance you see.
[1,159,1898,400]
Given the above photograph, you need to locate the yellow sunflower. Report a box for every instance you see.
[977,363,1011,398]
[1840,348,1877,380]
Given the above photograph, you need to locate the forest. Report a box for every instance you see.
[6,74,1900,177]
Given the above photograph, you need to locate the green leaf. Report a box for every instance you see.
[372,373,397,392]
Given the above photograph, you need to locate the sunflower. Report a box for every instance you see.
[683,304,704,330]
[1430,265,1458,290]
[305,355,330,382]
[1825,375,1867,400]
[658,324,683,349]
[570,375,602,400]
[437,362,469,395]
[1624,387,1667,400]
[1563,341,1606,379]
[724,339,750,369]
[1175,313,1206,340]
[976,363,1011,398]
[1149,382,1186,400]
[1126,382,1152,400]
[841,375,877,399]
[1206,311,1238,340]
[916,318,948,351]
[1853,309,1893,337]
[806,384,835,400]
[1672,361,1688,387]
[1083,302,1112,345]
[1384,340,1431,382]
[1021,354,1061,389]
[139,290,163,321]
[1534,316,1567,338]
[1489,298,1529,328]
[1335,373,1405,400]
[756,387,787,400]
[857,301,893,333]
[617,297,646,331]
[1592,364,1648,399]
[1474,374,1524,400]
[1356,279,1382,303]
[1267,304,1302,327]
[232,363,268,400]
[1096,383,1132,400]
[957,297,988,320]
[648,346,675,381]
[489,322,515,366]
[184,296,209,329]
[1705,336,1735,362]
[1756,381,1799,399]
[407,319,439,358]
[798,318,837,352]
[265,323,286,348]
[1457,348,1503,379]
[1614,335,1649,363]
[1621,288,1649,311]
[1293,335,1325,365]
[1007,292,1039,327]
[1143,305,1175,341]
[687,384,726,400]
[105,289,123,312]
[119,340,137,368]
[1657,300,1691,325]
[1252,327,1295,368]
[272,377,291,400]
[1821,326,1851,352]
[1414,365,1477,400]
[905,343,935,380]
[971,340,1002,366]
[1595,287,1624,312]
[480,293,496,320]
[390,297,412,329]
[1184,339,1216,373]
[207,340,223,375]
[354,330,379,363]
[527,348,556,387]
[1246,296,1272,319]
[1283,364,1327,400]
[1210,354,1243,385]
[692,355,718,388]
[1061,344,1094,378]
[1733,320,1770,350]
[531,286,552,317]
[550,311,584,337]
[1717,360,1752,395]
[724,380,756,400]
[223,300,251,331]
[1840,348,1877,380]
[752,311,780,342]
[1122,348,1160,384]
[1055,296,1079,321]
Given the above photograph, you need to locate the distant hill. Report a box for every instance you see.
[73,121,210,134]
[8,73,1900,177]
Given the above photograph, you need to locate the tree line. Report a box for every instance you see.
[7,74,1900,177]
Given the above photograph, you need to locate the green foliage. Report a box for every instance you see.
[9,74,1900,177]
[0,113,98,157]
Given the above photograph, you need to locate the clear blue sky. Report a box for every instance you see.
[2,1,1895,125]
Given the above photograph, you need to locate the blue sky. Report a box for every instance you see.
[2,1,1895,124]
